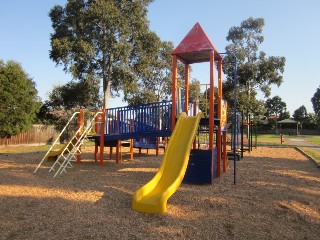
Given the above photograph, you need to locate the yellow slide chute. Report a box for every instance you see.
[45,137,78,161]
[132,112,203,213]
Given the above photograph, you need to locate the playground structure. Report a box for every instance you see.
[171,22,228,184]
[91,101,173,164]
[132,23,230,213]
[34,110,104,177]
[132,112,203,213]
[228,110,257,160]
[35,23,233,212]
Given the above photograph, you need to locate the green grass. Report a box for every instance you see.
[306,136,320,145]
[0,140,95,154]
[300,147,320,162]
[0,144,57,154]
[256,134,281,144]
[256,134,320,147]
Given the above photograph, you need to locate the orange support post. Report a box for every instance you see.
[223,131,228,172]
[193,101,197,149]
[99,109,106,166]
[95,144,98,162]
[209,51,215,151]
[116,140,121,163]
[217,59,223,178]
[130,119,134,160]
[109,147,113,160]
[130,139,134,160]
[156,137,159,156]
[94,112,99,162]
[184,64,190,114]
[172,55,178,130]
[77,109,84,164]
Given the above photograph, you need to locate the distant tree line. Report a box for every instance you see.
[264,95,319,131]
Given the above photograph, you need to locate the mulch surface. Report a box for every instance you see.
[0,147,319,240]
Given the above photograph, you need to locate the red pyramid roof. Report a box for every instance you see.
[172,22,222,63]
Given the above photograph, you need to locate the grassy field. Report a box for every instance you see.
[256,134,320,162]
[300,147,320,161]
[256,134,281,144]
[306,135,320,145]
[0,144,54,154]
[0,141,95,154]
[257,134,320,145]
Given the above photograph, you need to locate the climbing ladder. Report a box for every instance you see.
[34,111,103,177]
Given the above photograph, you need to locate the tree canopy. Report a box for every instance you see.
[293,105,308,123]
[124,41,174,105]
[293,105,318,129]
[49,0,159,108]
[0,60,41,137]
[223,17,286,115]
[265,96,287,119]
[311,85,320,116]
[47,74,102,110]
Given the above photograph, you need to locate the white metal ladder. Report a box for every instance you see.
[34,111,102,177]
[34,112,80,173]
[50,111,102,177]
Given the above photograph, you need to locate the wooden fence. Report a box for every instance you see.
[0,124,60,146]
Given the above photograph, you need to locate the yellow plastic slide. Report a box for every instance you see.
[45,137,78,161]
[132,112,203,213]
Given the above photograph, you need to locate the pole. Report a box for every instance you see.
[218,52,238,184]
[222,52,238,185]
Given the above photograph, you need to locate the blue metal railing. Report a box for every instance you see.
[105,101,172,136]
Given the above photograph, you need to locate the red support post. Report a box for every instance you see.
[94,112,99,162]
[130,119,134,160]
[184,64,190,115]
[217,59,223,178]
[193,101,197,149]
[110,147,113,160]
[116,140,121,163]
[223,131,228,172]
[77,109,84,164]
[99,109,106,166]
[130,139,134,160]
[156,137,159,156]
[172,55,178,130]
[209,51,215,151]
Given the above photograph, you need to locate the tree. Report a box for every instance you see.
[49,0,157,109]
[189,78,202,104]
[304,113,319,129]
[265,96,287,118]
[0,60,41,137]
[48,74,102,110]
[223,17,286,114]
[311,85,320,116]
[279,110,290,120]
[293,106,319,129]
[293,105,308,123]
[124,41,173,105]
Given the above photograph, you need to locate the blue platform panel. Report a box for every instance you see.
[183,148,217,184]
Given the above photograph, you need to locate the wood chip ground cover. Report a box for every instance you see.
[0,147,319,240]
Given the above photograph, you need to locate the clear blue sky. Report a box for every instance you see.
[1,0,319,115]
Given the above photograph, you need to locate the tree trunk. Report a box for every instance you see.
[103,53,113,109]
[104,80,111,109]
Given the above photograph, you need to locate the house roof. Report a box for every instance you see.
[171,22,222,64]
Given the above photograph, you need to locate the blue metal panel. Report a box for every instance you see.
[183,148,217,184]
